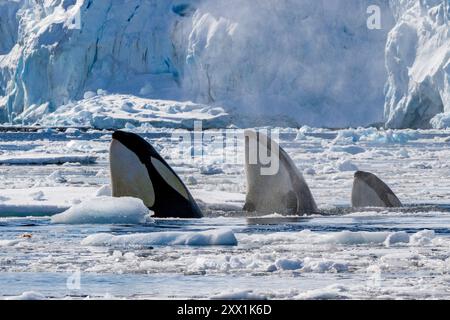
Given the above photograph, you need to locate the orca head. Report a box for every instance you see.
[110,130,203,218]
[352,171,402,208]
[243,130,317,215]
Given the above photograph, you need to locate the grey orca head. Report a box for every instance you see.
[109,130,203,218]
[351,171,402,208]
[243,130,318,215]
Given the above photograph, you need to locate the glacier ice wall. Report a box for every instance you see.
[384,0,449,129]
[0,0,448,128]
[183,0,394,127]
[0,0,184,123]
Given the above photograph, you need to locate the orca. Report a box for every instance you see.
[351,171,402,208]
[109,130,203,218]
[243,130,318,215]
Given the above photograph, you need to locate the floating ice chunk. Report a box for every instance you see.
[321,165,337,174]
[83,91,96,99]
[81,229,237,247]
[97,89,108,96]
[211,290,266,300]
[266,264,277,272]
[294,132,307,141]
[337,160,358,172]
[384,231,409,247]
[324,231,391,245]
[51,197,152,224]
[95,169,108,178]
[186,176,198,185]
[48,170,67,183]
[5,291,46,300]
[330,145,365,155]
[302,257,349,273]
[299,125,313,134]
[397,148,410,158]
[323,230,432,247]
[431,113,450,129]
[65,128,82,136]
[407,162,432,169]
[0,239,23,247]
[139,83,153,95]
[200,165,224,175]
[296,285,348,300]
[360,130,418,144]
[274,258,303,271]
[95,185,112,197]
[30,191,46,201]
[410,230,435,246]
[0,195,11,202]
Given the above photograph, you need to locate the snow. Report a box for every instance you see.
[211,290,266,300]
[95,185,112,197]
[51,197,152,225]
[274,259,303,271]
[295,285,349,300]
[337,160,358,172]
[409,230,435,246]
[81,229,238,247]
[0,187,97,217]
[384,232,410,247]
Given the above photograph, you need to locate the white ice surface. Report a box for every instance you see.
[0,154,97,165]
[81,229,237,247]
[51,197,152,225]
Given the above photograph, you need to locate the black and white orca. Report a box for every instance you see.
[243,130,318,215]
[109,130,203,218]
[351,171,402,208]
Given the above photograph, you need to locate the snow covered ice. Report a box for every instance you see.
[51,197,153,225]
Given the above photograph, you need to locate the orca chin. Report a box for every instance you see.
[243,130,318,215]
[351,171,402,208]
[109,130,203,219]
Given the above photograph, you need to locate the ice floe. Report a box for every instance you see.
[0,154,97,165]
[81,229,238,247]
[51,197,152,224]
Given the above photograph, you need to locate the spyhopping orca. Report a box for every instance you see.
[351,171,402,208]
[109,130,203,218]
[243,130,318,215]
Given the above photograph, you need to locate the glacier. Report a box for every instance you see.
[385,0,450,129]
[0,0,448,128]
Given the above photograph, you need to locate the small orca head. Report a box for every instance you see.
[352,170,402,208]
